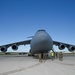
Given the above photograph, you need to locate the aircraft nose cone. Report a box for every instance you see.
[40,37,48,44]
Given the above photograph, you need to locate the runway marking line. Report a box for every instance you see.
[0,62,44,75]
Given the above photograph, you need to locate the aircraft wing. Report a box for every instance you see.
[0,39,31,52]
[53,41,75,52]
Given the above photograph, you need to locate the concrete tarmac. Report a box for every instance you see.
[0,54,75,75]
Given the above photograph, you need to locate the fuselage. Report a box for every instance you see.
[30,30,53,54]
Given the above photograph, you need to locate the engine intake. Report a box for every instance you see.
[68,46,75,52]
[12,44,18,50]
[58,44,65,50]
[0,47,7,52]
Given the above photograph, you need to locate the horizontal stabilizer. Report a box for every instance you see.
[27,36,34,38]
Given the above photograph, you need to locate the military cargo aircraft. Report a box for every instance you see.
[0,29,75,54]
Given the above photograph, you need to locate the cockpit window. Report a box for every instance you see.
[38,29,45,32]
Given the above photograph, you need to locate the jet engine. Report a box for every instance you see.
[11,44,18,50]
[0,47,7,52]
[68,46,75,52]
[58,44,65,50]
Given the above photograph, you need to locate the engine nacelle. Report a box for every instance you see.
[0,47,7,52]
[11,44,18,50]
[68,46,75,52]
[58,44,65,50]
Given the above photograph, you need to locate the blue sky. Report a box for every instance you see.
[0,0,75,52]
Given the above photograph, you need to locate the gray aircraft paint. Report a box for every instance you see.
[30,30,53,54]
[0,29,75,53]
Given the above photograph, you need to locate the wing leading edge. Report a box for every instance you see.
[53,41,75,52]
[0,39,31,52]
